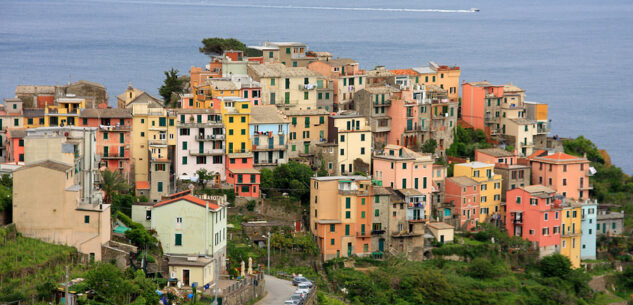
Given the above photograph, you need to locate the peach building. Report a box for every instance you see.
[528,152,592,200]
[310,176,372,260]
[79,108,133,179]
[461,81,503,131]
[386,89,420,149]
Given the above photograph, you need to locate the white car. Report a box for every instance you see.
[284,300,299,305]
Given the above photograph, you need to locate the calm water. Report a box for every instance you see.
[1,0,632,173]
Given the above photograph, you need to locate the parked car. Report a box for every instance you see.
[284,300,299,305]
[297,282,311,292]
[300,280,313,288]
[292,275,308,286]
[290,293,304,303]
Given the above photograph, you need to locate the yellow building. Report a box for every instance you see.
[453,161,503,223]
[220,97,251,154]
[43,98,85,127]
[131,104,177,188]
[560,202,582,268]
[193,79,241,109]
[328,113,371,175]
[411,62,461,101]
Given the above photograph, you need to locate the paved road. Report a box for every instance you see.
[257,275,296,305]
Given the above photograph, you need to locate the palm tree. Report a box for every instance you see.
[100,169,129,204]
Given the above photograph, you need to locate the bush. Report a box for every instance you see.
[539,254,571,277]
[246,200,256,212]
[467,257,503,279]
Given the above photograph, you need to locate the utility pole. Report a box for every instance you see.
[267,231,271,275]
[65,265,70,305]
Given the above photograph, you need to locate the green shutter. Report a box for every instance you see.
[345,197,351,209]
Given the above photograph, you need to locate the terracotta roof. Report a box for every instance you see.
[15,160,72,172]
[136,181,150,189]
[390,69,418,76]
[162,190,191,199]
[153,194,219,210]
[527,149,547,159]
[522,185,555,195]
[80,108,132,118]
[372,186,392,196]
[538,152,584,161]
[397,188,423,196]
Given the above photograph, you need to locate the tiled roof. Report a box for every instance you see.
[135,181,150,189]
[539,152,584,161]
[476,148,514,158]
[427,222,454,230]
[80,108,132,118]
[249,63,320,78]
[320,58,357,66]
[447,176,479,187]
[23,108,45,118]
[153,194,219,210]
[522,185,555,194]
[282,109,330,116]
[390,69,418,76]
[251,105,287,124]
[15,160,72,172]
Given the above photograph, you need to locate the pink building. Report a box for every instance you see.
[175,109,225,183]
[6,128,25,164]
[506,185,561,256]
[79,109,133,179]
[445,176,480,230]
[225,154,260,198]
[461,81,504,131]
[528,152,591,200]
[386,89,420,149]
[373,145,433,192]
[475,147,517,165]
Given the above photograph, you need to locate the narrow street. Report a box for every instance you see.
[256,275,296,305]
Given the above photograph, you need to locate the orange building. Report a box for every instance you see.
[528,152,592,200]
[310,176,372,260]
[78,108,133,179]
[461,81,504,131]
[6,128,26,164]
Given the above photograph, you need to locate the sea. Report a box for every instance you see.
[1,0,632,173]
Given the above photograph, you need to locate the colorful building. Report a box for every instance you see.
[175,109,225,182]
[0,98,24,162]
[130,103,177,201]
[284,109,329,160]
[444,176,480,230]
[453,161,503,224]
[506,185,561,258]
[44,98,85,127]
[310,176,372,260]
[220,97,251,154]
[79,108,133,179]
[307,58,366,109]
[249,106,289,168]
[372,144,433,220]
[580,200,597,260]
[411,62,461,101]
[225,155,260,198]
[117,85,163,109]
[316,112,371,176]
[475,148,531,201]
[6,128,26,164]
[352,86,398,149]
[560,201,582,268]
[247,63,323,109]
[248,42,316,68]
[529,152,592,200]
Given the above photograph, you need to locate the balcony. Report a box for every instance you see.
[403,126,425,133]
[338,189,369,196]
[562,231,581,237]
[252,144,288,152]
[537,125,550,134]
[177,121,223,128]
[149,139,167,146]
[356,231,371,238]
[371,119,391,133]
[298,84,317,90]
[373,100,391,107]
[371,230,385,235]
[101,154,128,160]
[99,125,130,132]
[195,134,225,141]
[189,149,224,156]
[579,183,594,191]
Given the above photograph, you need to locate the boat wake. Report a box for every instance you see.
[80,0,478,13]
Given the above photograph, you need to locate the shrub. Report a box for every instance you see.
[539,254,571,277]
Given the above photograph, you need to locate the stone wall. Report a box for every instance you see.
[101,240,137,267]
[220,273,265,305]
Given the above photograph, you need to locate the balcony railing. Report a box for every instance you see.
[579,183,594,191]
[195,134,225,141]
[189,149,224,156]
[373,100,391,107]
[102,154,128,159]
[99,125,130,131]
[356,231,371,238]
[298,84,317,90]
[371,230,385,235]
[178,121,223,128]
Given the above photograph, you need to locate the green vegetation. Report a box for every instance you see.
[420,139,438,154]
[159,67,185,106]
[195,168,218,190]
[260,161,313,205]
[0,225,89,303]
[100,169,130,205]
[115,211,159,251]
[74,263,160,305]
[317,159,329,177]
[563,136,633,230]
[199,37,247,56]
[446,125,491,159]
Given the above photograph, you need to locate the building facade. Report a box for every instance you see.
[175,109,225,182]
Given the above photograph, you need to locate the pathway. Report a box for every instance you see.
[256,275,296,305]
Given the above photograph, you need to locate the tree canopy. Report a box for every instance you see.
[260,161,313,205]
[199,37,247,56]
[446,126,491,159]
[158,68,184,106]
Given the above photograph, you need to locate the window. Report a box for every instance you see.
[375,209,379,216]
[330,224,335,232]
[544,213,548,221]
[562,179,567,186]
[345,197,351,209]
[361,134,365,141]
[330,238,335,245]
[157,182,163,192]
[84,215,90,223]
[345,211,351,219]
[182,156,187,165]
[516,196,521,204]
[361,211,365,218]
[175,234,182,246]
[345,224,350,235]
